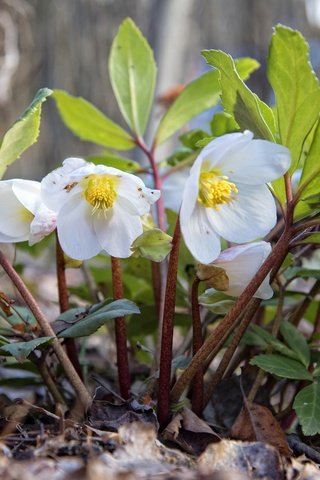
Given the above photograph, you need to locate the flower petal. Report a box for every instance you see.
[41,157,88,211]
[181,203,221,263]
[94,204,143,258]
[219,138,291,185]
[181,162,222,263]
[197,131,252,172]
[0,182,32,240]
[214,242,273,299]
[116,174,160,216]
[12,179,41,214]
[208,184,277,243]
[162,168,190,213]
[29,204,57,246]
[57,193,101,260]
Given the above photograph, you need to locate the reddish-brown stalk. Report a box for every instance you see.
[170,226,292,405]
[203,298,261,408]
[55,234,83,379]
[170,173,295,405]
[191,276,203,416]
[135,136,166,232]
[157,218,181,428]
[134,136,167,366]
[111,256,130,399]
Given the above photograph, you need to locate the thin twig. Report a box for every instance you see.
[0,250,91,412]
[29,351,66,406]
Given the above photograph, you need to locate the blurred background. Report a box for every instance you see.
[1,0,320,179]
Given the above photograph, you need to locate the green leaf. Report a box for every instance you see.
[268,25,320,173]
[210,112,239,136]
[0,336,54,362]
[294,384,320,435]
[179,129,209,150]
[86,153,140,172]
[56,307,88,323]
[250,354,313,380]
[165,149,197,167]
[284,267,320,281]
[155,57,259,145]
[0,88,52,178]
[0,335,10,346]
[298,233,320,245]
[127,305,157,338]
[241,330,268,348]
[198,289,235,314]
[202,50,275,140]
[312,365,320,378]
[1,306,37,332]
[301,193,320,209]
[53,90,134,150]
[155,71,220,145]
[250,324,300,361]
[131,228,172,262]
[295,119,320,219]
[109,18,156,136]
[58,299,140,338]
[280,320,310,367]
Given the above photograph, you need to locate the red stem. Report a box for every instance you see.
[191,277,203,416]
[157,218,181,428]
[170,226,292,404]
[56,235,83,379]
[111,256,130,399]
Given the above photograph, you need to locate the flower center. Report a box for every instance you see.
[198,170,238,209]
[83,174,117,213]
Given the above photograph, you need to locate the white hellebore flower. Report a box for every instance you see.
[41,158,161,260]
[0,179,56,245]
[162,167,190,213]
[197,241,273,299]
[180,131,291,263]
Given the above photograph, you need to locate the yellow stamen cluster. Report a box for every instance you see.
[198,170,238,209]
[83,174,117,213]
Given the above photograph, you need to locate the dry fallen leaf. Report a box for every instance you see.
[87,422,193,479]
[162,407,219,455]
[87,399,158,431]
[198,439,283,479]
[230,402,292,457]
